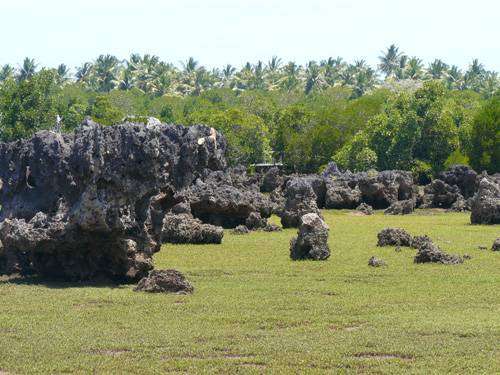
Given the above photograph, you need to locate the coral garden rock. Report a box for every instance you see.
[368,256,386,267]
[186,169,273,228]
[280,178,321,228]
[134,269,194,294]
[232,225,250,234]
[438,165,478,199]
[161,212,223,244]
[470,175,500,224]
[290,213,330,260]
[377,228,413,247]
[356,202,374,215]
[421,179,461,208]
[260,167,283,193]
[413,240,463,265]
[492,238,500,251]
[0,119,226,281]
[384,199,415,215]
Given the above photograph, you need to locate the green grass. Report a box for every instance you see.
[0,210,499,374]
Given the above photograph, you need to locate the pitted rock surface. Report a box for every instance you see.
[0,119,226,281]
[290,213,330,260]
[280,178,321,228]
[134,269,194,294]
[377,228,413,247]
[470,175,500,225]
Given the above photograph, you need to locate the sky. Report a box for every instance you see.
[1,0,499,72]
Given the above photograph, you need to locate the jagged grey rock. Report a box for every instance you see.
[368,256,386,267]
[245,211,268,230]
[280,178,321,228]
[384,199,415,215]
[414,241,463,265]
[357,170,414,209]
[356,202,373,215]
[161,212,223,244]
[377,228,413,247]
[421,179,461,208]
[290,213,330,260]
[260,167,283,193]
[438,165,478,199]
[0,119,226,281]
[134,269,194,294]
[325,180,362,209]
[186,169,273,228]
[232,225,250,234]
[470,176,500,224]
[492,238,500,251]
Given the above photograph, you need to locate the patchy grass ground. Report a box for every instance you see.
[0,210,499,374]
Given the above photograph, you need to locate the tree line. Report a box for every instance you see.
[0,45,498,175]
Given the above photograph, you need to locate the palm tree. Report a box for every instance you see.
[76,62,94,86]
[378,44,402,79]
[94,54,119,92]
[480,71,499,98]
[182,57,199,74]
[463,59,486,91]
[56,64,71,85]
[395,55,408,79]
[405,57,424,80]
[305,61,324,94]
[17,57,37,81]
[221,64,236,88]
[0,64,15,82]
[280,61,301,92]
[321,57,344,87]
[427,59,448,79]
[352,66,377,98]
[446,65,463,90]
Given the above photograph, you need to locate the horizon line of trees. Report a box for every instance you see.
[1,45,498,99]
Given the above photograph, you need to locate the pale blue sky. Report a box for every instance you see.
[1,0,499,72]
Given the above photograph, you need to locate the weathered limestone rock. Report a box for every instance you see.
[357,170,414,209]
[377,228,413,247]
[356,202,374,215]
[290,213,330,260]
[413,241,463,265]
[161,212,223,244]
[0,119,226,281]
[368,256,386,267]
[470,176,500,224]
[421,179,461,208]
[384,199,415,215]
[325,180,362,209]
[260,167,283,193]
[492,238,500,251]
[232,225,250,235]
[134,269,194,294]
[280,178,321,228]
[438,165,478,199]
[186,169,273,228]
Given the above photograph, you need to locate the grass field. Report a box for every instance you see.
[0,210,499,374]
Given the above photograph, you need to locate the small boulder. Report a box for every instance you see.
[470,176,500,224]
[262,223,282,232]
[245,212,267,230]
[368,256,386,267]
[290,213,330,260]
[377,228,413,247]
[134,269,194,294]
[492,238,500,251]
[384,199,415,215]
[280,178,321,228]
[414,241,463,265]
[356,203,373,215]
[232,225,250,235]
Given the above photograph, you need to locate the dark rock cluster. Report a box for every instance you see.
[384,199,415,215]
[413,240,463,265]
[492,238,500,251]
[368,256,386,267]
[0,119,226,281]
[356,203,374,215]
[290,213,330,260]
[280,178,321,228]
